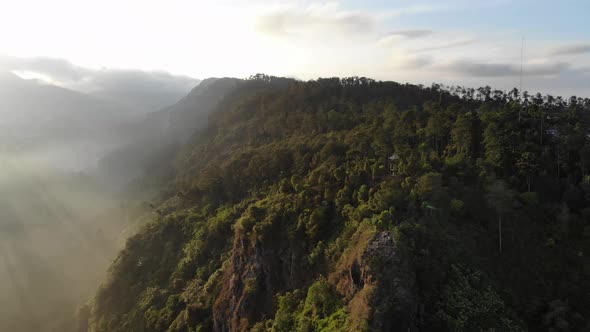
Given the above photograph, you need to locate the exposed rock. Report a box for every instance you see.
[212,220,311,331]
[331,229,418,331]
[363,231,417,331]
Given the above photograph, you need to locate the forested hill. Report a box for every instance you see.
[85,75,590,332]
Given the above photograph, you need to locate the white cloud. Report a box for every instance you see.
[255,2,374,39]
[0,56,197,93]
[414,38,478,52]
[550,43,590,56]
[436,59,568,77]
[387,30,434,39]
[0,55,200,111]
[378,4,439,19]
[376,30,434,47]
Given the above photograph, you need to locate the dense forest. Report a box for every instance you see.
[83,75,590,331]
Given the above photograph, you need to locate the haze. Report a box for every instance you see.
[0,0,589,97]
[0,1,589,331]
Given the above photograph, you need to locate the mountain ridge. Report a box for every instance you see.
[84,76,590,331]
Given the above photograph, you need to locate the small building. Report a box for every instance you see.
[545,128,558,137]
[388,154,400,175]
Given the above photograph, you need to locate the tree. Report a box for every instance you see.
[483,123,504,170]
[450,113,476,157]
[436,265,522,331]
[516,152,538,192]
[424,106,450,155]
[485,179,514,254]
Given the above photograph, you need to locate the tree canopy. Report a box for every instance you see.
[85,76,590,332]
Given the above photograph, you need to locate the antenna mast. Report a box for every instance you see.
[519,36,524,94]
[518,36,524,122]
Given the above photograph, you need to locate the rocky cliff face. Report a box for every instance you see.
[363,232,417,330]
[211,205,314,331]
[211,211,418,332]
[330,229,418,331]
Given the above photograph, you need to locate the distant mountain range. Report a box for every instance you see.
[0,70,261,191]
[0,71,203,172]
[0,72,128,140]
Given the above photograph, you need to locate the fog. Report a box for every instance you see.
[0,153,131,331]
[0,72,193,331]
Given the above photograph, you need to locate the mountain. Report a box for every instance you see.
[0,71,203,172]
[0,72,138,171]
[95,77,246,188]
[167,77,243,142]
[85,76,590,331]
[0,72,131,140]
[88,77,200,115]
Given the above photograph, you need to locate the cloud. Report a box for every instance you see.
[0,55,197,93]
[0,56,89,81]
[85,70,197,94]
[380,5,439,19]
[550,43,590,56]
[0,55,199,111]
[385,30,433,39]
[256,3,374,38]
[414,38,478,52]
[438,60,569,77]
[377,29,434,47]
[255,2,441,41]
[389,53,433,70]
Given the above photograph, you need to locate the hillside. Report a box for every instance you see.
[96,76,296,191]
[85,75,590,332]
[96,77,243,188]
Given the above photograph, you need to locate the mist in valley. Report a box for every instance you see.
[0,71,199,332]
[0,153,120,331]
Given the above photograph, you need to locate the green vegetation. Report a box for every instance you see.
[86,75,590,331]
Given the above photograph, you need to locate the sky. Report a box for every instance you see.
[0,0,589,97]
